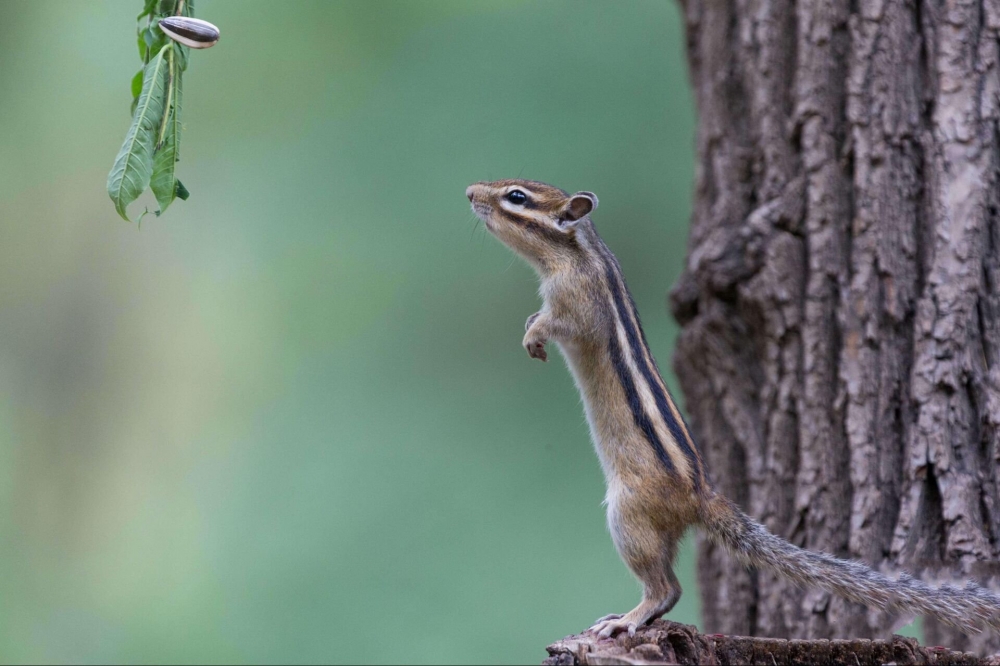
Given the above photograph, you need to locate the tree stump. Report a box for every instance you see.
[544,620,996,665]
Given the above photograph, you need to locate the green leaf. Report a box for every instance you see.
[130,69,144,99]
[143,26,165,53]
[107,45,171,222]
[137,0,158,20]
[175,42,190,72]
[151,52,183,215]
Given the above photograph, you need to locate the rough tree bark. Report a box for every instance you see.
[672,0,1000,655]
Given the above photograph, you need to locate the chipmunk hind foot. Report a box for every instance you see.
[588,587,681,639]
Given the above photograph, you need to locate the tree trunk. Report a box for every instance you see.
[672,0,1000,654]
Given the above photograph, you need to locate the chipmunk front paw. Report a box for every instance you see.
[523,312,550,361]
[523,334,548,362]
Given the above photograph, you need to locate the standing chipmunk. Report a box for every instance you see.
[466,178,1000,638]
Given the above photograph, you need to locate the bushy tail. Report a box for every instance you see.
[700,494,1000,634]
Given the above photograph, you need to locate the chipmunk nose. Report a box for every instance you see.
[465,186,475,202]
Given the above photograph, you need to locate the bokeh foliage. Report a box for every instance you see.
[0,1,695,663]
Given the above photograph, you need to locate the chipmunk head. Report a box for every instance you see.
[466,179,598,271]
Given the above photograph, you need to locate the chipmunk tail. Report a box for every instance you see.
[700,493,1000,635]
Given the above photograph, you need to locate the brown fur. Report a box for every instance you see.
[466,179,1000,638]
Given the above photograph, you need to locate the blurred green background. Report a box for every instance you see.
[0,1,697,663]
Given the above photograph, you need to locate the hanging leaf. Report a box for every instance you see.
[107,45,170,222]
[138,0,158,20]
[130,69,144,99]
[151,50,183,215]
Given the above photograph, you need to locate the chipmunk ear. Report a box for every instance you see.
[559,191,599,225]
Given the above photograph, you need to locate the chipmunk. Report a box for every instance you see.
[466,178,1000,638]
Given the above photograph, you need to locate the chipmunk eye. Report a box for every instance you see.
[505,190,527,205]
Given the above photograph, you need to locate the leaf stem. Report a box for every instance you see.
[157,46,175,150]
